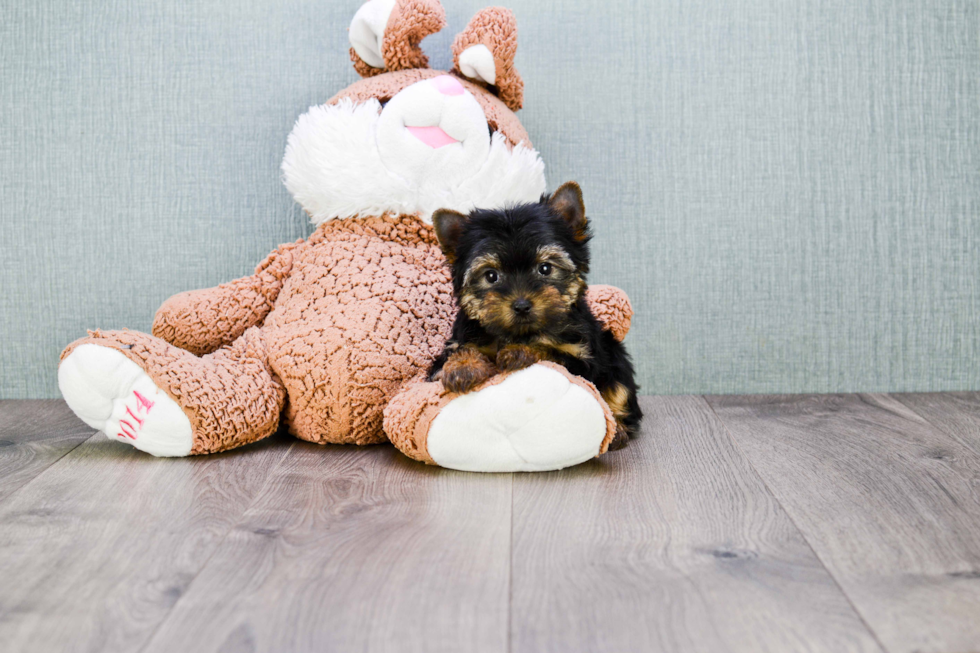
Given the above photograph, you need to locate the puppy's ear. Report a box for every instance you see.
[548,182,588,242]
[432,209,467,263]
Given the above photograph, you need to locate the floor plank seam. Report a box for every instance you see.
[135,441,298,653]
[0,430,99,509]
[700,395,893,653]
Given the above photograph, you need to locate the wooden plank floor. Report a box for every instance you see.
[0,394,978,653]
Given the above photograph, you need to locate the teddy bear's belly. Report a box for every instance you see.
[261,218,455,445]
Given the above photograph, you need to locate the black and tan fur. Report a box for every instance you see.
[428,182,642,450]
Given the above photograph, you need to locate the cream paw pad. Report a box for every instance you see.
[387,362,614,473]
[58,344,193,457]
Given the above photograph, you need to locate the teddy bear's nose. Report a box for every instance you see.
[432,75,464,96]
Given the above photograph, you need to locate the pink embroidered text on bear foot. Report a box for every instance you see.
[58,344,194,456]
[116,390,155,440]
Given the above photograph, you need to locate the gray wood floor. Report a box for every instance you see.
[1,394,978,653]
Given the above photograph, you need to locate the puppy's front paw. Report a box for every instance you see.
[442,364,492,394]
[496,345,539,372]
[441,348,496,394]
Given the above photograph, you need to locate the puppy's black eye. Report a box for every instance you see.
[538,263,553,276]
[484,269,499,284]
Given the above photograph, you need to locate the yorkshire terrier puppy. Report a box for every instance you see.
[428,182,642,450]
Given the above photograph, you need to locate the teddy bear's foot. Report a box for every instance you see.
[427,365,609,471]
[385,362,615,472]
[59,344,193,457]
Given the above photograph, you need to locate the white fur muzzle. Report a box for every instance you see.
[281,86,546,224]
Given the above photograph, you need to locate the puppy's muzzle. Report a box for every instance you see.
[512,297,532,317]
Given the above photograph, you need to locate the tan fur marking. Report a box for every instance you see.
[554,341,591,359]
[476,343,499,358]
[536,244,574,271]
[482,292,515,330]
[461,288,511,329]
[602,383,631,419]
[496,344,541,372]
[534,335,591,360]
[462,253,501,286]
[442,345,496,394]
[460,290,483,321]
[562,274,586,307]
[603,382,632,450]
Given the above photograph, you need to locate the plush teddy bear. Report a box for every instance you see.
[57,0,634,472]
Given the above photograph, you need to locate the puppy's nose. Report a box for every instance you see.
[512,298,532,315]
[432,74,464,96]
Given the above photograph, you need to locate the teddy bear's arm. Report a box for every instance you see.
[585,284,633,342]
[383,285,633,470]
[151,239,307,356]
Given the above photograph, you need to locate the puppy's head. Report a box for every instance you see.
[432,182,591,338]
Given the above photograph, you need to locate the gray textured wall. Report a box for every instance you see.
[2,0,978,398]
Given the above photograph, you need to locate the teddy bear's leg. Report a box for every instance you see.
[59,327,285,456]
[384,362,616,472]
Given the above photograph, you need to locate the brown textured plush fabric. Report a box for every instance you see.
[268,215,454,445]
[329,69,532,149]
[350,0,446,77]
[382,0,445,72]
[586,284,634,343]
[152,239,306,356]
[381,374,443,465]
[64,214,455,453]
[350,47,384,79]
[61,326,286,455]
[384,361,617,466]
[451,7,524,112]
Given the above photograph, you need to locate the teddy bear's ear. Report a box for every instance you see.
[349,0,446,78]
[451,7,524,111]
